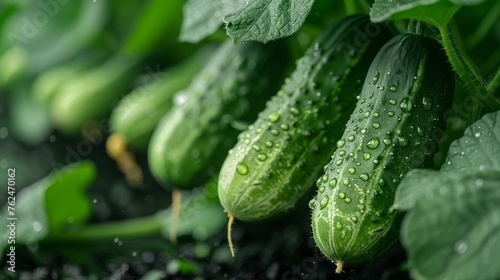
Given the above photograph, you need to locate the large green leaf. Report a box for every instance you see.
[370,0,461,28]
[0,161,96,253]
[399,169,500,280]
[224,0,315,43]
[396,110,500,279]
[441,110,500,170]
[179,0,246,43]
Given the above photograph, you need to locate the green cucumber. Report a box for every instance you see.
[50,53,141,135]
[148,40,288,189]
[217,15,391,255]
[311,33,455,272]
[109,45,215,151]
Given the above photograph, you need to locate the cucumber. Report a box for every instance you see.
[148,40,288,244]
[148,40,288,189]
[217,15,392,255]
[109,45,215,152]
[311,33,455,272]
[50,54,141,135]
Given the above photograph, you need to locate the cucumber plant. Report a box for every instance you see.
[148,40,289,243]
[311,32,455,273]
[217,15,392,256]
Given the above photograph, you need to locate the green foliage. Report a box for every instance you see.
[179,0,314,43]
[395,111,500,279]
[0,161,96,254]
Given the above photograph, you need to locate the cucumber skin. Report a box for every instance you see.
[148,40,288,189]
[311,33,454,265]
[110,46,214,151]
[218,15,392,222]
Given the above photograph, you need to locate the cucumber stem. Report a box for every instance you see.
[227,211,235,257]
[106,133,144,187]
[169,187,181,244]
[439,25,500,113]
[335,260,344,274]
[49,212,165,241]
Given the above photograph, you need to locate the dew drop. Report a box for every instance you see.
[320,195,329,209]
[336,159,343,166]
[383,138,392,145]
[363,153,371,160]
[367,137,380,149]
[308,198,317,209]
[347,135,355,142]
[236,163,249,175]
[388,111,395,117]
[360,128,367,134]
[348,167,356,174]
[351,216,358,223]
[290,107,301,116]
[474,132,481,138]
[373,71,380,83]
[359,173,369,181]
[32,221,43,232]
[265,141,274,148]
[454,241,468,254]
[338,192,346,199]
[321,175,329,183]
[335,222,342,229]
[268,112,280,123]
[400,97,413,112]
[270,129,279,136]
[363,110,371,118]
[343,179,349,186]
[329,179,337,189]
[337,139,346,148]
[280,124,289,130]
[345,197,352,203]
[422,96,433,110]
[319,186,325,193]
[389,85,398,92]
[397,136,409,147]
[257,154,267,161]
[378,178,386,187]
[389,99,397,105]
[372,122,380,129]
[339,150,346,157]
[253,145,261,151]
[417,127,425,136]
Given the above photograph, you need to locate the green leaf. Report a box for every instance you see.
[399,169,500,280]
[179,0,246,43]
[450,0,487,5]
[370,0,461,28]
[441,110,500,170]
[0,161,96,253]
[224,0,315,43]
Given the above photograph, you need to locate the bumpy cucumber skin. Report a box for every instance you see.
[148,40,288,189]
[110,46,214,151]
[218,15,392,222]
[311,33,454,265]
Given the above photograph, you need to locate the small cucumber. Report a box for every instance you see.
[148,40,288,189]
[311,33,454,272]
[217,15,391,255]
[50,54,141,135]
[109,45,215,151]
